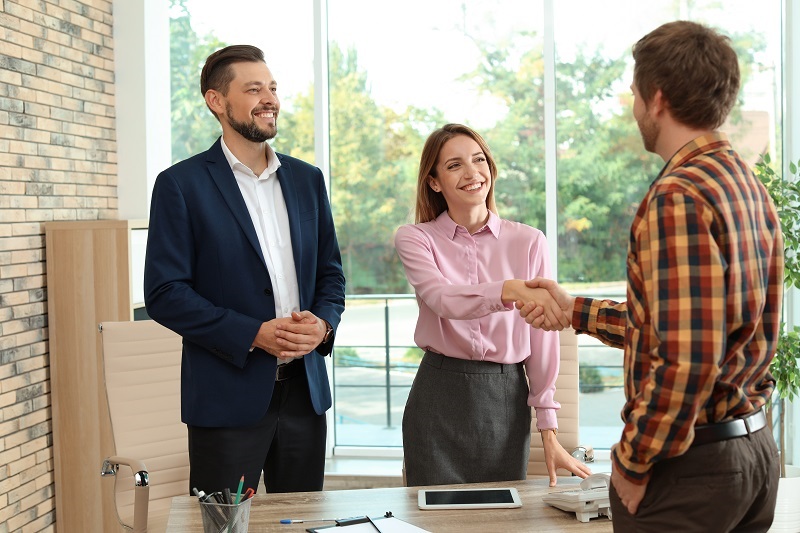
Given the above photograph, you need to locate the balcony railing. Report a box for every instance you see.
[333,293,625,449]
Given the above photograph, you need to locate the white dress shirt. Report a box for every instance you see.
[221,137,300,320]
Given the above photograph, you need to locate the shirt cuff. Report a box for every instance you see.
[611,441,652,485]
[572,296,595,332]
[534,408,558,431]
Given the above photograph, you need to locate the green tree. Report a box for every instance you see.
[464,34,658,282]
[402,347,425,364]
[327,46,443,293]
[280,44,442,294]
[579,366,604,393]
[465,28,766,283]
[169,0,226,163]
[168,7,768,291]
[464,32,549,229]
[553,51,660,282]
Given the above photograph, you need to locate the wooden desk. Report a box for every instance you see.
[166,479,613,532]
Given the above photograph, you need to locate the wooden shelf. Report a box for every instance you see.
[45,219,147,533]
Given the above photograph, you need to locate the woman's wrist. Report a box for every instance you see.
[539,428,558,443]
[500,280,523,303]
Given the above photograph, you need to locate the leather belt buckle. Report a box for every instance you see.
[691,409,767,447]
[742,408,767,434]
[276,358,303,381]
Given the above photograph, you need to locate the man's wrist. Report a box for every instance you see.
[566,297,576,325]
[320,320,334,344]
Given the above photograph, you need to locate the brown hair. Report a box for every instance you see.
[200,45,266,119]
[632,21,740,130]
[415,123,498,224]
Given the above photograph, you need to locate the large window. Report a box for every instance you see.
[168,0,789,455]
[326,0,545,448]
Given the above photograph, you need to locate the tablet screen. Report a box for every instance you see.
[425,489,515,505]
[418,488,522,509]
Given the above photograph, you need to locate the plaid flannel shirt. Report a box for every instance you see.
[572,133,784,484]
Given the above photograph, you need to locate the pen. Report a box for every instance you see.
[194,488,227,529]
[279,515,366,524]
[192,488,214,503]
[279,518,335,524]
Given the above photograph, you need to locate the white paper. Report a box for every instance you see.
[324,517,431,533]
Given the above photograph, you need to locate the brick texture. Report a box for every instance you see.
[0,0,116,531]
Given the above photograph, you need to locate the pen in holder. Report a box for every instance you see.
[199,496,252,533]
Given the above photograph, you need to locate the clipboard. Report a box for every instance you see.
[306,515,431,533]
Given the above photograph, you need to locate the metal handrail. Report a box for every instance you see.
[333,293,625,446]
[335,294,416,430]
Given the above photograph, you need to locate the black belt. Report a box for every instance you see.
[276,358,304,381]
[691,409,767,447]
[422,350,522,374]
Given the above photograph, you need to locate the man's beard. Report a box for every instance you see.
[225,102,277,143]
[637,112,659,153]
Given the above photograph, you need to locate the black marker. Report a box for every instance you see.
[192,487,214,502]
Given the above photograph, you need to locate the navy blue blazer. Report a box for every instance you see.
[144,138,345,427]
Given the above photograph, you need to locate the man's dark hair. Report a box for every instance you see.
[633,21,740,130]
[200,45,265,119]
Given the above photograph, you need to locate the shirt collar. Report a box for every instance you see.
[220,136,281,178]
[658,132,731,179]
[436,210,501,240]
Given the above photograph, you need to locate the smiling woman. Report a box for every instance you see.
[394,123,591,487]
[418,127,497,234]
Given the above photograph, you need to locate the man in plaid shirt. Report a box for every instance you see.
[520,21,783,531]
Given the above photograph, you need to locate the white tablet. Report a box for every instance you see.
[418,487,522,510]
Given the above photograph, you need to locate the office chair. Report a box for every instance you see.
[528,327,592,477]
[99,320,188,533]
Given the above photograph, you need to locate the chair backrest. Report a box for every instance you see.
[528,328,580,477]
[100,320,188,532]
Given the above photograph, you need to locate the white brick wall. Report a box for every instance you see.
[0,0,117,531]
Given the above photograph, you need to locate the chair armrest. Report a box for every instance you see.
[101,456,150,533]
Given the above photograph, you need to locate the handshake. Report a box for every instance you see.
[504,278,575,331]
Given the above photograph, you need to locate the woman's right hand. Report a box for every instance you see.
[513,278,575,331]
[501,280,570,330]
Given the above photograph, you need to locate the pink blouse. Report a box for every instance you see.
[394,211,561,429]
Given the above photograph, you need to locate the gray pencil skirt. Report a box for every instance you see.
[402,351,532,487]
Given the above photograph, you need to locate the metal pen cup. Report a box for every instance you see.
[199,496,252,533]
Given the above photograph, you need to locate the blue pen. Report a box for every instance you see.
[279,518,335,524]
[280,515,370,525]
